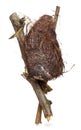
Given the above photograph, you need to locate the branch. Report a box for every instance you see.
[35,6,60,123]
[22,73,53,120]
[35,103,42,124]
[9,6,60,123]
[54,6,60,30]
[9,13,27,65]
[9,13,52,123]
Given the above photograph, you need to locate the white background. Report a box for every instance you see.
[0,0,81,130]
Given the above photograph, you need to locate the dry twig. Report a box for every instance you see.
[9,13,53,123]
[9,6,60,124]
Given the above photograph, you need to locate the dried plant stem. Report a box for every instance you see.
[35,6,60,123]
[9,14,27,65]
[54,6,60,30]
[9,13,52,123]
[35,103,42,124]
[25,74,53,120]
[9,6,60,123]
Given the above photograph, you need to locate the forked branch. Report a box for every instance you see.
[9,6,60,124]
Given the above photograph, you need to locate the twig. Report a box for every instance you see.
[22,73,53,119]
[9,14,27,65]
[35,83,52,124]
[35,6,60,123]
[35,103,42,124]
[54,6,60,30]
[9,13,52,123]
[9,6,60,123]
